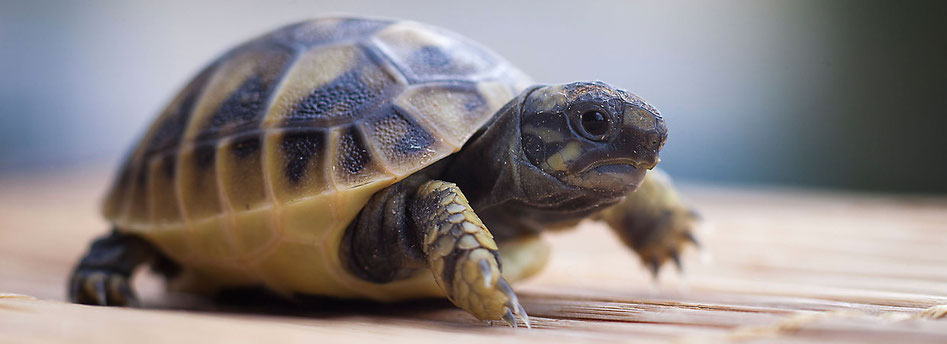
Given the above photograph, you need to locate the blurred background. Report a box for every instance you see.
[1,0,945,193]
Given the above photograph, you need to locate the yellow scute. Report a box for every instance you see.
[249,179,444,300]
[139,224,192,263]
[230,206,278,260]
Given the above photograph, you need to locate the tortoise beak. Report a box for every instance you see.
[579,163,648,192]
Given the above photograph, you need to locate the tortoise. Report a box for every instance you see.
[69,17,699,327]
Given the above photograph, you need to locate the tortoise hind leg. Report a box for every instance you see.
[69,229,158,306]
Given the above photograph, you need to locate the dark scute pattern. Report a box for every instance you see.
[114,162,133,196]
[142,63,218,158]
[372,106,435,158]
[145,80,205,156]
[161,154,176,178]
[271,18,391,48]
[280,131,325,183]
[399,43,495,83]
[338,127,371,174]
[292,70,385,124]
[395,125,435,156]
[197,76,269,141]
[193,144,216,169]
[406,45,457,80]
[464,94,486,112]
[231,135,260,159]
[135,165,148,187]
[415,46,452,70]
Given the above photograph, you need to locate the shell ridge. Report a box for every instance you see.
[353,119,399,177]
[259,44,310,129]
[252,129,291,294]
[213,140,243,263]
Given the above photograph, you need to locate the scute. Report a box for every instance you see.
[189,43,296,144]
[371,21,501,83]
[218,133,267,210]
[332,126,387,188]
[395,81,516,147]
[102,17,533,299]
[361,105,448,175]
[269,129,330,202]
[267,17,392,49]
[265,44,400,128]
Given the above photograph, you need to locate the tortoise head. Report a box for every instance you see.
[519,81,667,196]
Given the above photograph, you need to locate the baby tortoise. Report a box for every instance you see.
[69,17,698,327]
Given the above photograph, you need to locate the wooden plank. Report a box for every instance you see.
[1,167,946,343]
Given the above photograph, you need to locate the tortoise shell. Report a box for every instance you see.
[102,17,532,299]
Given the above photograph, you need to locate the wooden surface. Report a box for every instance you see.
[2,167,946,343]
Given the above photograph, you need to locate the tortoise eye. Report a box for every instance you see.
[578,110,610,141]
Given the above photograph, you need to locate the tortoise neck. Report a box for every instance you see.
[440,88,627,235]
[442,88,597,211]
[440,92,524,208]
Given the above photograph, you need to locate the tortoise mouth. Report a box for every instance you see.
[577,162,647,192]
[577,157,644,174]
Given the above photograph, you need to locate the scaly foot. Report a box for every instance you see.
[69,268,138,306]
[413,180,530,327]
[601,169,700,277]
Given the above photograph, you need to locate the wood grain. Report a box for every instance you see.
[2,167,946,343]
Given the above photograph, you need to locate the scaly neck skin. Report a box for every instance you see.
[441,90,626,238]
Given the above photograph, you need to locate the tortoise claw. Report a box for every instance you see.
[514,303,531,328]
[502,308,517,328]
[669,249,683,273]
[648,259,661,278]
[687,208,702,221]
[86,272,109,305]
[683,231,700,248]
[498,278,531,328]
[500,306,531,329]
[70,269,138,307]
[108,275,139,307]
[478,259,493,289]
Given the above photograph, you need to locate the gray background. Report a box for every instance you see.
[2,0,945,193]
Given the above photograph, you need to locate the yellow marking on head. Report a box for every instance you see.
[559,141,583,163]
[522,125,564,143]
[544,141,583,172]
[533,85,567,112]
[545,152,566,171]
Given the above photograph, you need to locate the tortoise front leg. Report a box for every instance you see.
[343,178,529,327]
[411,180,530,327]
[599,169,700,276]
